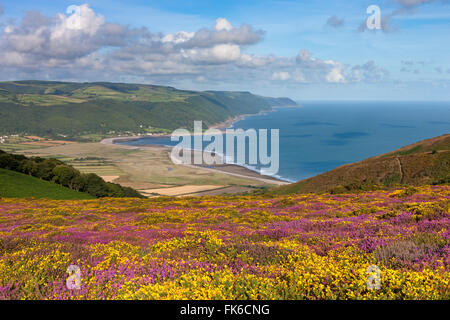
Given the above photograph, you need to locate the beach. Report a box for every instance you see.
[101,136,288,186]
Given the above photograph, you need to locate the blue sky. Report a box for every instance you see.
[0,0,449,100]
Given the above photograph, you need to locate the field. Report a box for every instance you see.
[0,135,73,153]
[0,168,93,200]
[0,185,448,299]
[17,142,279,196]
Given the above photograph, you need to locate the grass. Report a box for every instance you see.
[0,168,93,200]
[396,145,422,156]
[0,143,42,152]
[15,94,86,106]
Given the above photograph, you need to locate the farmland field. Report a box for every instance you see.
[18,142,278,196]
[0,185,448,299]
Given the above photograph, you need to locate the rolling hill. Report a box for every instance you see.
[0,81,297,139]
[275,134,450,194]
[0,168,93,200]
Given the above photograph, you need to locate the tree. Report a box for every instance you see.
[19,159,38,176]
[0,154,20,171]
[52,165,79,188]
[34,160,58,180]
[106,183,125,197]
[72,174,88,192]
[84,173,109,197]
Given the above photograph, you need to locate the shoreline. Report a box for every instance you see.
[100,137,289,185]
[100,105,301,185]
[104,104,301,143]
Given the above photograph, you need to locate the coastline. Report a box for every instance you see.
[104,104,301,143]
[100,137,289,186]
[210,104,301,131]
[100,104,301,185]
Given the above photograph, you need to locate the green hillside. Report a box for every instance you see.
[0,168,93,199]
[274,134,450,195]
[0,149,144,198]
[0,81,297,139]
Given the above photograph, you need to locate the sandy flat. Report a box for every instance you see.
[19,141,284,196]
[100,175,120,183]
[140,185,227,196]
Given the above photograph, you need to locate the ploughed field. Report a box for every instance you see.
[0,186,449,299]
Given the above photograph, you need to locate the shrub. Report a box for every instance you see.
[411,233,447,249]
[408,202,448,222]
[390,186,419,198]
[374,240,427,267]
[376,210,399,220]
[374,233,446,268]
[219,243,291,265]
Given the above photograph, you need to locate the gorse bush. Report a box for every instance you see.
[408,202,448,222]
[218,243,292,265]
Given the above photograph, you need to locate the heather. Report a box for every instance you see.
[0,185,449,299]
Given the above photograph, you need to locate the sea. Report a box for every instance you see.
[117,101,450,182]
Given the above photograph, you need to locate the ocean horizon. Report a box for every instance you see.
[118,101,450,182]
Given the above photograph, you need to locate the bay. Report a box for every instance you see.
[118,101,450,182]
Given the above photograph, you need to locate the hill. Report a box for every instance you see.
[275,134,450,194]
[0,81,297,140]
[0,168,93,200]
[0,149,144,198]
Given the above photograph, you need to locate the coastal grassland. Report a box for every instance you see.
[0,168,93,200]
[0,185,448,299]
[18,142,278,196]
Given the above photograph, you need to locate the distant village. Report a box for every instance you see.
[0,135,19,144]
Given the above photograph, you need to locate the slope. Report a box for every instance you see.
[0,168,93,200]
[275,134,450,194]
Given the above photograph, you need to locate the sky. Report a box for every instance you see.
[0,0,449,101]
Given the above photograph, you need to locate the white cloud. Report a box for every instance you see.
[326,67,345,83]
[272,71,291,81]
[0,5,389,87]
[162,31,194,44]
[296,49,311,62]
[350,61,390,82]
[214,18,232,31]
[183,44,241,64]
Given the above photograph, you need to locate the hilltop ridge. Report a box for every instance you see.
[0,81,297,140]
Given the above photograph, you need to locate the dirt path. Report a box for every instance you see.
[396,157,404,184]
